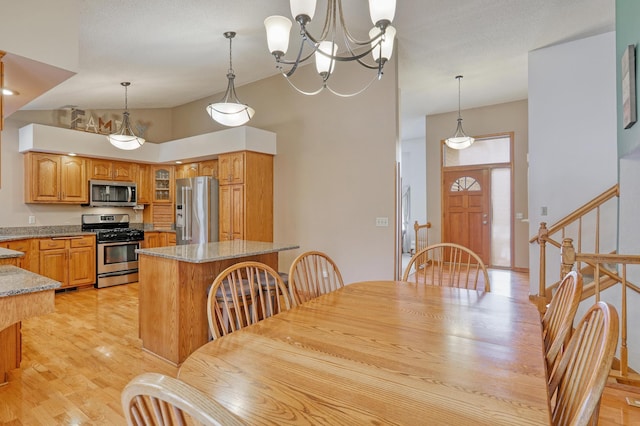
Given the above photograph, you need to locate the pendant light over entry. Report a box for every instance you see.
[445,75,474,150]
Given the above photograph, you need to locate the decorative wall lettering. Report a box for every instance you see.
[70,108,85,130]
[58,107,147,139]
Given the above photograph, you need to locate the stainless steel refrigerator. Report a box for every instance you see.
[175,177,219,245]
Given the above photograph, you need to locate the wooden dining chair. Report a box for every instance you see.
[548,301,619,426]
[402,242,490,291]
[288,250,344,305]
[207,261,291,339]
[542,271,583,376]
[121,372,244,425]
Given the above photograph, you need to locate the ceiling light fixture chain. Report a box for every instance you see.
[264,0,397,97]
[445,75,475,150]
[107,81,146,150]
[206,31,255,127]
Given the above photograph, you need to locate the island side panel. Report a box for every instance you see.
[0,323,20,384]
[0,291,55,331]
[139,254,180,364]
[176,252,279,363]
[140,251,280,365]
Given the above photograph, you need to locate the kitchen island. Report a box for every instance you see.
[0,247,24,266]
[136,240,299,365]
[0,265,60,384]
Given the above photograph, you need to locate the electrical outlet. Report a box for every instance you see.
[376,217,389,227]
[28,215,36,224]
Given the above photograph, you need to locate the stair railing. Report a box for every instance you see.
[530,184,619,301]
[563,243,640,385]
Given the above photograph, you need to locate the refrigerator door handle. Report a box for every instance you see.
[185,186,192,241]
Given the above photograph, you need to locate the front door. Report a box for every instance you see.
[442,168,491,264]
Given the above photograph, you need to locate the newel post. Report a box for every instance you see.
[561,238,576,279]
[537,222,548,299]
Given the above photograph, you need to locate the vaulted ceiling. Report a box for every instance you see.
[3,0,615,140]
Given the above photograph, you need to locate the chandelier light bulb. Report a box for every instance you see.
[265,0,397,97]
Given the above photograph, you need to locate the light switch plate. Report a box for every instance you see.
[376,217,389,227]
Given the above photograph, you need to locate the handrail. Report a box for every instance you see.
[528,184,619,244]
[573,250,640,384]
[529,184,619,299]
[413,221,431,254]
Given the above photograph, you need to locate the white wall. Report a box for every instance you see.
[0,0,79,72]
[528,31,618,295]
[401,137,427,250]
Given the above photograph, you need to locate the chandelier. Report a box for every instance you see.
[107,82,145,150]
[264,0,397,97]
[206,32,255,127]
[445,75,475,150]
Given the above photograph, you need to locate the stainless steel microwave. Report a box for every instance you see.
[88,180,137,207]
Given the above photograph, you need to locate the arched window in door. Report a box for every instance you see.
[450,176,481,192]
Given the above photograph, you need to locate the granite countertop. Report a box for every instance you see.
[0,248,25,259]
[0,265,61,297]
[0,231,95,243]
[136,240,299,264]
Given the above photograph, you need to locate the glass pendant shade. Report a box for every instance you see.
[206,32,254,127]
[445,119,475,150]
[107,82,145,150]
[290,0,316,22]
[264,15,292,56]
[265,0,396,97]
[445,75,474,150]
[315,41,337,75]
[369,0,396,25]
[206,102,255,127]
[369,25,396,63]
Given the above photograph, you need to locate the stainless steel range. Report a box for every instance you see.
[82,214,144,288]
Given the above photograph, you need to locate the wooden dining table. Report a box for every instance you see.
[177,280,551,425]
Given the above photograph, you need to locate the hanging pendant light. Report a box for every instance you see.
[206,31,255,127]
[445,75,475,150]
[107,82,145,150]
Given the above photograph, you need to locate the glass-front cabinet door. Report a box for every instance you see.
[152,166,174,203]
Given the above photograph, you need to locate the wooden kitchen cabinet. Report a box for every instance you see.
[175,163,199,179]
[134,163,152,204]
[218,151,273,242]
[39,235,96,289]
[198,160,218,179]
[24,153,88,204]
[88,159,134,181]
[219,184,244,241]
[143,231,176,248]
[151,166,174,203]
[0,239,37,272]
[218,152,244,185]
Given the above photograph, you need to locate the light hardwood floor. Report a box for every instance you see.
[0,271,639,425]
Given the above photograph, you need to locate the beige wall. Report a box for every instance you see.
[1,57,399,283]
[175,58,400,282]
[426,99,529,270]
